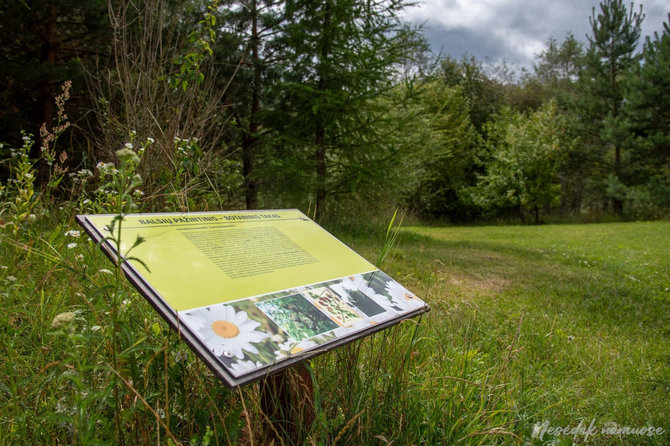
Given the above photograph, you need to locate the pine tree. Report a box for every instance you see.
[0,0,109,158]
[216,0,286,209]
[581,0,644,214]
[272,0,419,219]
[625,14,670,212]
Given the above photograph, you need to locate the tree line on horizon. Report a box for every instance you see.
[1,0,668,224]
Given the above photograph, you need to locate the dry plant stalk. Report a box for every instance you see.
[87,0,231,197]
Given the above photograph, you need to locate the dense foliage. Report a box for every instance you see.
[1,0,669,222]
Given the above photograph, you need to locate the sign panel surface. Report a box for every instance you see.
[78,210,428,386]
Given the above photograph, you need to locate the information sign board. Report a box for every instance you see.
[77,210,429,387]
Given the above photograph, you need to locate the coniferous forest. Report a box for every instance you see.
[1,0,668,223]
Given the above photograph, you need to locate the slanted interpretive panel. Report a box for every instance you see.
[77,209,428,387]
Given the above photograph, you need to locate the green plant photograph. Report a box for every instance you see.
[256,294,339,342]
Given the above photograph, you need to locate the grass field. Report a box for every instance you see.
[358,221,670,443]
[1,217,669,444]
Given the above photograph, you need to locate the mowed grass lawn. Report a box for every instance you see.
[340,221,670,443]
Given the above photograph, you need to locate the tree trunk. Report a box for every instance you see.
[314,1,331,221]
[243,0,261,210]
[315,122,326,220]
[612,144,623,215]
[32,2,58,167]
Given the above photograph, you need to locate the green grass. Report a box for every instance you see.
[1,216,669,445]
[368,222,670,444]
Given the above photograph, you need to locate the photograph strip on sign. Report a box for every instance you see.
[176,271,425,378]
[77,210,429,387]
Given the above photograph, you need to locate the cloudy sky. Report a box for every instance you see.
[403,0,670,70]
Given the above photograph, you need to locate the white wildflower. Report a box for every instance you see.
[64,230,81,238]
[51,312,75,330]
[6,275,17,282]
[67,242,77,249]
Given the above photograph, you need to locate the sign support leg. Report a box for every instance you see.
[260,362,315,444]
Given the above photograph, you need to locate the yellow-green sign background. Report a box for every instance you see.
[85,210,375,311]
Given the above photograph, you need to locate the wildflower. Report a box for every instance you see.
[290,339,317,354]
[24,172,34,180]
[133,189,144,197]
[75,254,84,261]
[124,142,133,149]
[0,265,7,270]
[64,230,81,238]
[67,242,77,249]
[50,312,75,330]
[6,275,17,282]
[229,359,263,376]
[183,306,269,359]
[82,199,90,204]
[274,338,298,359]
[147,137,155,144]
[115,148,140,165]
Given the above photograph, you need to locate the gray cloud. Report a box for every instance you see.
[404,0,670,69]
